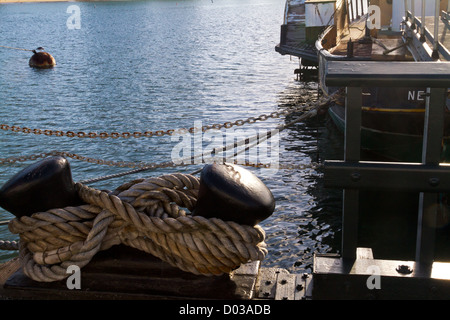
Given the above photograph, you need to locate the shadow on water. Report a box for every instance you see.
[289,116,345,272]
[262,78,344,274]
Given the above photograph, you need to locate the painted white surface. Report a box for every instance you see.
[305,0,336,26]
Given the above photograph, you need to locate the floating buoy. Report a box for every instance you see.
[29,47,55,68]
[193,163,275,226]
[0,156,82,218]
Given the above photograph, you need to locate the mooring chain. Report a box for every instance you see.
[0,45,33,52]
[0,149,321,177]
[0,100,329,253]
[0,151,159,168]
[0,95,332,186]
[0,104,310,140]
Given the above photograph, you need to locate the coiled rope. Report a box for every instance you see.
[0,105,327,253]
[7,173,267,282]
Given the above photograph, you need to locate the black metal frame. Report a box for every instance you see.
[323,61,450,264]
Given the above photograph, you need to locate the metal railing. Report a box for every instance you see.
[348,0,369,21]
[323,61,450,264]
[404,0,450,60]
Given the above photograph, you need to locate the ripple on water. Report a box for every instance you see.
[0,1,344,272]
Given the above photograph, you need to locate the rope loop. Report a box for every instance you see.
[8,172,268,282]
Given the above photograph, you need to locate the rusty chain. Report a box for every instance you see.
[0,107,325,185]
[0,151,154,168]
[0,149,321,185]
[0,94,334,185]
[0,107,308,139]
[0,148,322,171]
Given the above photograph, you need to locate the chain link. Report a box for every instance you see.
[0,105,321,170]
[0,151,322,171]
[0,95,334,184]
[0,106,308,140]
[0,151,153,168]
[0,149,322,186]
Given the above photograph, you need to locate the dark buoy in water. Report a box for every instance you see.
[0,156,83,218]
[193,163,275,226]
[29,47,55,68]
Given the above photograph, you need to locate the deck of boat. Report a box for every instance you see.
[326,12,450,62]
[328,18,413,61]
[275,1,318,63]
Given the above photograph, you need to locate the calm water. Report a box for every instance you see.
[0,0,344,273]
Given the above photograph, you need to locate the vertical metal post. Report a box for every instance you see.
[404,0,409,22]
[411,0,416,28]
[349,0,354,22]
[347,0,354,21]
[432,0,440,59]
[341,87,362,260]
[416,87,446,264]
[355,0,359,18]
[420,0,426,42]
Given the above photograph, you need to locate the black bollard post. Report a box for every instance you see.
[0,156,83,218]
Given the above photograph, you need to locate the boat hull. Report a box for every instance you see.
[328,103,450,162]
[315,27,450,163]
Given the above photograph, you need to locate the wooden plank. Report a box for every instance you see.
[341,86,362,260]
[257,270,307,300]
[0,257,19,285]
[1,245,260,300]
[293,273,312,300]
[344,86,362,162]
[256,267,289,299]
[274,273,296,300]
[356,247,374,259]
[325,61,450,87]
[371,38,410,61]
[231,261,261,299]
[330,40,373,57]
[313,255,450,299]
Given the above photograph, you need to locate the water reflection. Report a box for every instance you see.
[261,80,344,274]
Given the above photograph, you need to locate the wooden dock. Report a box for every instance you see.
[4,244,450,300]
[313,248,450,299]
[316,60,450,299]
[0,245,311,300]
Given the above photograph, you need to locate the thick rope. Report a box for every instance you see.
[8,173,267,282]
